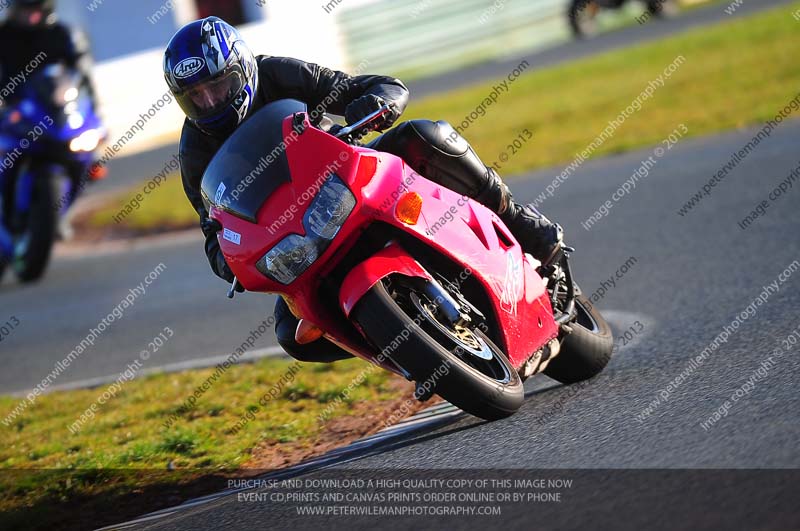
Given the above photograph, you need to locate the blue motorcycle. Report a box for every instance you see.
[0,63,105,283]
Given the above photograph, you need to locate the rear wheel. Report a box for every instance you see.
[568,0,599,38]
[544,294,613,384]
[646,0,678,16]
[352,276,523,421]
[13,177,56,283]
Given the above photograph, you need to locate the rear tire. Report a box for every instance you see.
[544,295,613,384]
[568,0,598,38]
[646,0,678,16]
[13,177,56,283]
[352,277,523,421]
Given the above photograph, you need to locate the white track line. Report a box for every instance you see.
[97,401,463,530]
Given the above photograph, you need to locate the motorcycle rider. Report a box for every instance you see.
[164,17,564,363]
[0,0,98,240]
[0,0,96,107]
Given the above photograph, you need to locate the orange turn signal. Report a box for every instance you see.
[88,165,108,181]
[395,192,423,225]
[295,319,324,345]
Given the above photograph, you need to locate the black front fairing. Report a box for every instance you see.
[201,99,308,223]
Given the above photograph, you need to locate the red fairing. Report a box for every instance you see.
[210,109,558,371]
[339,243,432,317]
[342,163,558,367]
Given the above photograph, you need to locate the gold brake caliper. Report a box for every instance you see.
[453,324,482,350]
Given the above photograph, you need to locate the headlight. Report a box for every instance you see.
[69,129,101,152]
[256,175,356,284]
[256,234,320,285]
[63,87,79,103]
[305,175,356,240]
[67,112,84,130]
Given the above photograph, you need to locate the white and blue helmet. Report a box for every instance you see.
[164,17,258,136]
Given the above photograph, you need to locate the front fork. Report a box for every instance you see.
[14,169,35,221]
[15,163,72,222]
[419,276,468,326]
[0,222,11,258]
[0,167,12,257]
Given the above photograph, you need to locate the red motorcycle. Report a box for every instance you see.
[202,100,613,421]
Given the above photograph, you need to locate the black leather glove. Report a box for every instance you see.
[327,123,345,136]
[344,95,398,131]
[200,216,222,235]
[200,217,243,291]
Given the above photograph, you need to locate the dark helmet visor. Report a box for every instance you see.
[174,67,244,121]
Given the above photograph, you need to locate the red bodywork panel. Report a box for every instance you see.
[339,243,432,317]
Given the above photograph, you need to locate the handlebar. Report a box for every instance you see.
[334,104,394,140]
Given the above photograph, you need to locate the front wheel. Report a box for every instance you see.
[0,232,8,282]
[13,177,56,283]
[544,294,613,384]
[352,276,523,421]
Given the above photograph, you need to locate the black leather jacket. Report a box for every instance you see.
[0,21,87,90]
[179,55,409,282]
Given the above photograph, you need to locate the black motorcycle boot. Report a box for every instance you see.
[476,168,564,267]
[368,121,565,266]
[502,202,564,268]
[274,297,354,363]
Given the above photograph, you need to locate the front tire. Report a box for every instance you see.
[544,295,613,384]
[352,277,523,421]
[13,177,56,283]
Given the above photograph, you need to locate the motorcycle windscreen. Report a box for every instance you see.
[200,99,308,223]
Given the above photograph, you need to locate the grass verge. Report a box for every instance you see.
[82,172,196,236]
[0,357,416,530]
[80,2,800,236]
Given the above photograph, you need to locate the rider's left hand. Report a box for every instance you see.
[345,95,398,131]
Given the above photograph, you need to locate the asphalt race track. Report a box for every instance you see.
[0,229,283,394]
[102,118,800,530]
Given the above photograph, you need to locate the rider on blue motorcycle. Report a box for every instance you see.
[0,0,97,213]
[0,0,99,272]
[164,17,565,362]
[0,0,95,104]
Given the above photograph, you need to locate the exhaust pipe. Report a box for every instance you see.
[520,338,561,379]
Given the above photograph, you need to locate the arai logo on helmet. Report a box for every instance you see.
[173,57,206,79]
